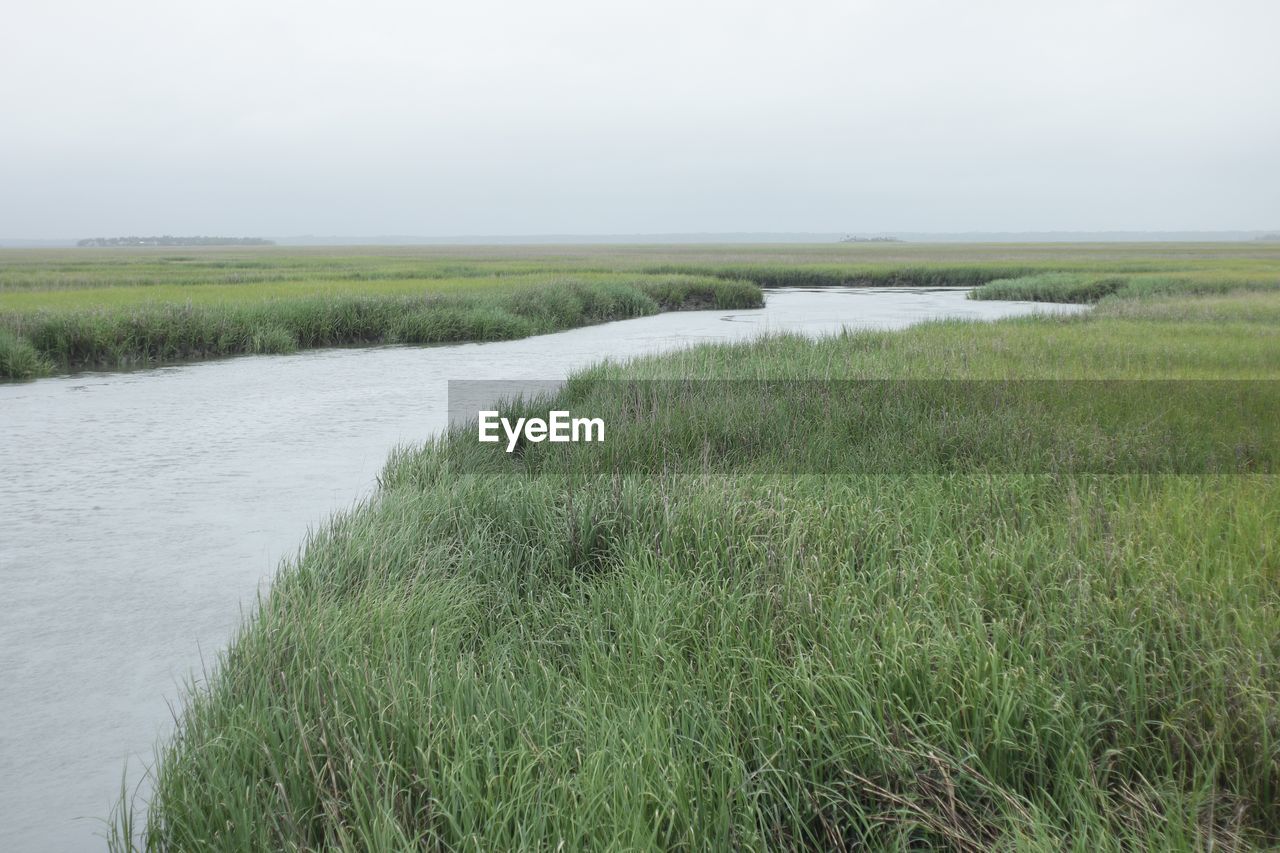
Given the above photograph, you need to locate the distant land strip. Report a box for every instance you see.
[75,236,275,247]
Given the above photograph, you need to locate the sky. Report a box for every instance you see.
[2,0,1277,238]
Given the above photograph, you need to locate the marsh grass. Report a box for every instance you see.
[968,272,1127,302]
[0,328,49,379]
[971,271,1280,303]
[6,245,1277,846]
[5,243,1280,378]
[119,293,1280,851]
[0,275,758,376]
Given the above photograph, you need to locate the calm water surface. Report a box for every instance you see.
[0,288,1085,850]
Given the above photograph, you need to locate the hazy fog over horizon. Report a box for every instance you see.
[3,0,1277,240]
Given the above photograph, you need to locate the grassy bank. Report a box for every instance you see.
[970,270,1280,303]
[117,290,1280,850]
[0,275,758,378]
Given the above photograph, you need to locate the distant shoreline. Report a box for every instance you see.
[4,230,1280,248]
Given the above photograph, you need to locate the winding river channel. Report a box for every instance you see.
[0,287,1087,850]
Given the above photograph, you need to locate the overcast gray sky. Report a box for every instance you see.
[2,0,1277,238]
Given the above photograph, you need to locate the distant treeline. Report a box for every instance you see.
[76,236,275,247]
[839,235,903,243]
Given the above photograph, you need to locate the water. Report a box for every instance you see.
[0,288,1085,850]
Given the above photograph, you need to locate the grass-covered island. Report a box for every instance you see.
[93,245,1280,850]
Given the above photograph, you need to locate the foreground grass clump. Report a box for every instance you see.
[0,275,757,376]
[0,328,49,379]
[119,294,1280,851]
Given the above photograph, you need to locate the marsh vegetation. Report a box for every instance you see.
[3,242,1278,379]
[90,245,1280,850]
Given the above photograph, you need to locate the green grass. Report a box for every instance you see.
[0,272,682,311]
[0,275,758,376]
[970,271,1280,303]
[968,272,1128,302]
[5,245,1277,845]
[5,242,1280,378]
[0,328,49,379]
[114,289,1280,851]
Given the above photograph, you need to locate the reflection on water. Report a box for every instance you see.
[0,288,1085,850]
